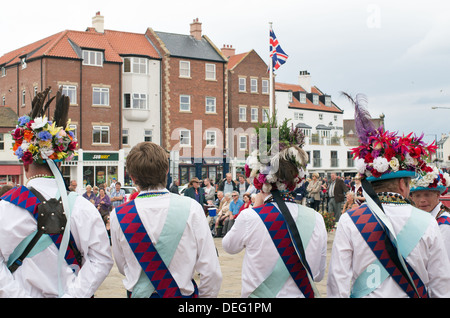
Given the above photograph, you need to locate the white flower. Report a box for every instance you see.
[442,172,450,186]
[266,173,278,183]
[30,117,48,130]
[355,158,366,174]
[373,157,389,173]
[20,142,30,151]
[40,147,54,159]
[389,157,400,172]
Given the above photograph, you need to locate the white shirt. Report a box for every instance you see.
[110,189,222,298]
[0,178,113,298]
[431,203,450,260]
[222,200,327,298]
[327,202,450,298]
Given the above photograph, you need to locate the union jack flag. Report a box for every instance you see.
[270,28,288,71]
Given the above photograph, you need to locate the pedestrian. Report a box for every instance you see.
[218,173,238,195]
[0,87,112,297]
[236,175,249,200]
[327,173,347,221]
[169,179,179,194]
[327,93,450,298]
[82,184,96,203]
[306,173,322,211]
[222,119,327,298]
[110,142,222,297]
[351,174,365,205]
[410,165,450,259]
[223,191,243,235]
[184,177,207,206]
[341,192,357,214]
[110,181,126,208]
[203,178,216,204]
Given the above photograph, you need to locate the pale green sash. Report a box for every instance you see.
[350,207,432,298]
[7,190,78,269]
[249,204,316,298]
[131,194,191,298]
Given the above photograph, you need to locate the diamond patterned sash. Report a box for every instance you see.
[253,203,314,298]
[347,204,428,298]
[1,186,81,268]
[437,215,450,226]
[115,200,198,298]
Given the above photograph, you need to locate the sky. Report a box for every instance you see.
[1,0,450,144]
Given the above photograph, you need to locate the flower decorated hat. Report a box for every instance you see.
[244,116,308,193]
[344,93,437,182]
[12,87,78,165]
[410,164,450,194]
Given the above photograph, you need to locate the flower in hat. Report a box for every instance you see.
[410,164,450,194]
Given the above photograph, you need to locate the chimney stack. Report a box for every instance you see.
[190,18,202,40]
[221,44,236,58]
[92,11,104,33]
[298,70,311,93]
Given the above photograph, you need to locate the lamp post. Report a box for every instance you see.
[431,106,450,110]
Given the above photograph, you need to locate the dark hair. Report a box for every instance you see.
[126,142,169,190]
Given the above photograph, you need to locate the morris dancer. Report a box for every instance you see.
[0,87,113,297]
[327,93,450,298]
[110,142,222,298]
[410,165,450,259]
[222,119,327,298]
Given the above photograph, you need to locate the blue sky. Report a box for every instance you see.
[2,0,449,144]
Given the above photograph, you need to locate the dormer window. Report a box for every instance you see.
[313,94,319,105]
[82,50,103,67]
[288,91,293,103]
[325,96,331,107]
[21,58,27,69]
[299,93,306,103]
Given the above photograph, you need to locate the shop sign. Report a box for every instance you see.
[83,152,119,161]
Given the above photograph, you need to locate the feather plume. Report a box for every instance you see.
[29,87,53,119]
[53,87,70,128]
[341,92,376,144]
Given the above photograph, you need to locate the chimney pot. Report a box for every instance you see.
[92,12,104,33]
[190,18,202,41]
[221,44,236,58]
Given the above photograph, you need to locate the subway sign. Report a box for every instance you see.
[83,152,119,161]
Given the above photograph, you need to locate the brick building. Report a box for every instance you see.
[0,12,161,188]
[221,46,272,177]
[146,19,228,185]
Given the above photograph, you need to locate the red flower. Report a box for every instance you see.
[21,151,34,165]
[364,153,374,163]
[409,147,422,159]
[68,141,77,151]
[253,174,263,190]
[244,164,251,178]
[384,147,396,161]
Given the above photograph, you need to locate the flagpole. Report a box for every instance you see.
[269,22,274,120]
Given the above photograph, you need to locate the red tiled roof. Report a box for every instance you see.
[227,52,249,70]
[0,28,160,67]
[275,82,343,114]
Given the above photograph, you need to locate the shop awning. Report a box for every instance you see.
[0,165,22,175]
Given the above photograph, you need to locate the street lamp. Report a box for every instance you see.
[431,106,450,109]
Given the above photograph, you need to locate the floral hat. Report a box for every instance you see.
[244,116,308,193]
[344,93,437,182]
[11,87,78,165]
[410,165,450,194]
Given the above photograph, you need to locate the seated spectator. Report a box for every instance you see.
[214,193,232,237]
[223,191,244,236]
[95,188,111,221]
[83,185,96,203]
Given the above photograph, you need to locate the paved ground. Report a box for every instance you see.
[95,230,335,298]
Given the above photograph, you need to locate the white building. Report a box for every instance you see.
[275,71,355,177]
[437,133,450,170]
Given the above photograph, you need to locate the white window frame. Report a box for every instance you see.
[21,90,26,106]
[239,135,247,151]
[239,106,247,122]
[262,79,269,94]
[132,93,147,110]
[93,87,109,106]
[300,93,307,104]
[262,108,269,123]
[288,91,293,103]
[313,94,319,105]
[93,125,110,144]
[82,50,103,67]
[61,85,77,105]
[206,130,216,147]
[1,67,6,77]
[122,128,129,145]
[239,77,246,92]
[294,112,304,120]
[205,97,216,113]
[180,130,191,146]
[180,95,191,112]
[250,78,258,93]
[325,96,332,107]
[251,107,258,122]
[69,124,77,140]
[179,61,190,78]
[144,130,152,142]
[205,63,216,80]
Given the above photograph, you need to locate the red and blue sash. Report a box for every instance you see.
[115,200,198,298]
[347,204,428,298]
[0,186,81,268]
[252,202,314,298]
[437,215,450,226]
